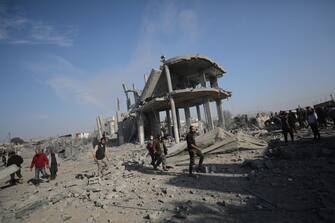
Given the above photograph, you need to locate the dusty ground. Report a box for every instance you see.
[1,127,335,223]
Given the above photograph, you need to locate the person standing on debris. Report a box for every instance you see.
[186,126,204,176]
[288,110,297,133]
[146,135,155,166]
[47,149,60,180]
[316,107,327,128]
[153,135,168,171]
[92,137,110,178]
[2,153,6,166]
[297,107,308,128]
[7,151,24,185]
[307,108,321,140]
[280,111,294,143]
[297,108,303,128]
[30,148,49,182]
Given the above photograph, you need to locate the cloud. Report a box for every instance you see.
[140,1,200,45]
[0,6,77,47]
[29,1,203,113]
[47,76,103,106]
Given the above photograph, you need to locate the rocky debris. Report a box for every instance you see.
[168,128,268,158]
[1,128,335,223]
[242,159,264,170]
[49,192,67,204]
[174,205,189,219]
[317,207,335,222]
[216,201,226,207]
[15,200,49,219]
[62,215,72,221]
[144,212,160,222]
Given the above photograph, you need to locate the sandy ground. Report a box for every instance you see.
[1,127,335,223]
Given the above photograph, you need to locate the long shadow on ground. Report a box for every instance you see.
[163,132,335,223]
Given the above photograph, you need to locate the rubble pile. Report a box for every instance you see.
[167,128,268,165]
[1,128,335,222]
[43,137,94,161]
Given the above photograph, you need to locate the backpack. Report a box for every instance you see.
[95,143,105,160]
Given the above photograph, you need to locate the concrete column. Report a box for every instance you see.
[203,102,214,130]
[184,107,191,129]
[166,110,172,136]
[210,77,219,88]
[116,111,124,145]
[176,108,181,135]
[96,116,103,139]
[210,77,224,128]
[151,111,161,137]
[196,105,202,121]
[137,112,144,145]
[216,99,225,128]
[200,73,214,130]
[164,65,180,143]
[122,84,131,111]
[108,120,114,135]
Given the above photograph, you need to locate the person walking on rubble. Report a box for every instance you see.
[47,149,60,180]
[316,107,327,128]
[297,107,307,129]
[2,153,7,166]
[280,111,294,143]
[146,135,155,166]
[186,126,204,177]
[288,110,298,133]
[307,107,321,140]
[153,135,168,171]
[7,151,24,185]
[30,147,49,184]
[92,137,110,179]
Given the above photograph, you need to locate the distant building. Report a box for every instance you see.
[75,132,90,139]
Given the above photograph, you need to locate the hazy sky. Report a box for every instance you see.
[0,0,334,140]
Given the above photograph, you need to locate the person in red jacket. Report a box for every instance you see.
[30,147,49,182]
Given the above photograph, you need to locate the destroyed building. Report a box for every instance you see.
[97,55,232,145]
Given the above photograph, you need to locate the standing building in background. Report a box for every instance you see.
[97,55,232,145]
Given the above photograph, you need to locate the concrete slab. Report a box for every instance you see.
[0,165,19,181]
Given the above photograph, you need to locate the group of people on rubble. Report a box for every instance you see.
[146,126,205,177]
[91,126,206,181]
[274,106,333,143]
[4,146,60,186]
[5,125,207,187]
[146,135,168,171]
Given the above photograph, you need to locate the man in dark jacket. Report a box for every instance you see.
[47,149,60,180]
[92,137,109,178]
[280,111,294,143]
[186,126,204,176]
[288,110,297,133]
[146,135,155,166]
[7,151,24,185]
[2,153,6,166]
[153,135,168,171]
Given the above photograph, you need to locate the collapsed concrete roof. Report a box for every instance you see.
[138,55,231,112]
[139,88,231,112]
[164,54,226,77]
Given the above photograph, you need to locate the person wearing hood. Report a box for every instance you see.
[47,149,60,180]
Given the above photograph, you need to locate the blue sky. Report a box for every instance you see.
[0,0,334,140]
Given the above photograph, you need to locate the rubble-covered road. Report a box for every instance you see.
[1,128,335,223]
